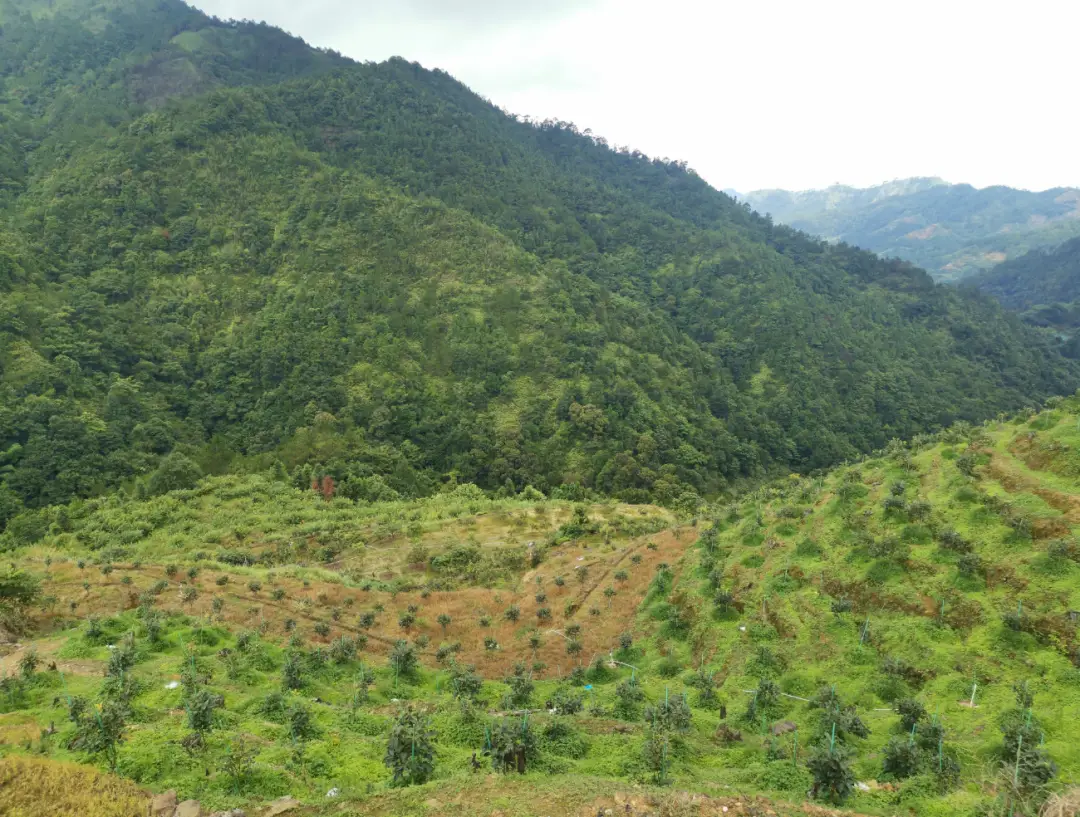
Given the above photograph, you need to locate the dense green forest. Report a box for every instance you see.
[0,0,1077,529]
[972,238,1080,342]
[742,180,1080,281]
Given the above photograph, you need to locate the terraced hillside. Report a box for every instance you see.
[2,399,1080,816]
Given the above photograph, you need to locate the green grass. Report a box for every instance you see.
[5,400,1080,815]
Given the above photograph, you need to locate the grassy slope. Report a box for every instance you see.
[2,399,1080,815]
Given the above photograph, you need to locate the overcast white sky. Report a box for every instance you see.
[193,0,1079,193]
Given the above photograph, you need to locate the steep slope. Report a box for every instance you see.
[972,237,1080,336]
[742,180,1080,281]
[0,0,1076,519]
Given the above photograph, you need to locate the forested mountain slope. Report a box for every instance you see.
[0,0,1076,522]
[972,237,1080,339]
[742,180,1080,281]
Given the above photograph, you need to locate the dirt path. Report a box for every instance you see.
[0,637,104,678]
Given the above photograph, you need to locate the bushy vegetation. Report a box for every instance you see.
[0,0,1074,531]
[974,236,1080,350]
[1,400,1080,815]
[1,3,1079,816]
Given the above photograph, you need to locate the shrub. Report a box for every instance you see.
[385,707,437,786]
[281,651,304,691]
[744,677,781,724]
[287,700,319,741]
[389,640,418,679]
[957,553,983,576]
[613,677,645,720]
[896,698,926,732]
[450,663,483,709]
[551,687,583,715]
[808,741,854,803]
[688,668,718,709]
[642,725,672,784]
[330,635,356,664]
[504,663,534,708]
[881,737,920,779]
[645,692,692,732]
[488,717,535,774]
[906,500,932,521]
[868,536,905,559]
[185,689,223,733]
[937,529,971,553]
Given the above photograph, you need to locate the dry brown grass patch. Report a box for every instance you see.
[0,755,148,816]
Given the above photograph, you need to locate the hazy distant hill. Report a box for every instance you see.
[742,179,1080,281]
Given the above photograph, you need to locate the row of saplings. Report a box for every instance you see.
[384,656,699,786]
[384,655,1056,807]
[19,608,1057,808]
[738,674,1056,807]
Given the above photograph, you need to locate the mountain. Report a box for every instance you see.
[0,0,1076,523]
[741,180,1080,281]
[974,236,1080,312]
[972,237,1080,344]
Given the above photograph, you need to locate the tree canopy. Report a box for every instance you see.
[0,0,1075,521]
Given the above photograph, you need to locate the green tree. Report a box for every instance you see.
[0,569,41,631]
[147,453,203,495]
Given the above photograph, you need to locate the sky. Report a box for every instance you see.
[192,0,1080,194]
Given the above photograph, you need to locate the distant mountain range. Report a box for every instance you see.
[740,179,1080,281]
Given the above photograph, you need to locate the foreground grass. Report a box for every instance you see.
[3,400,1080,816]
